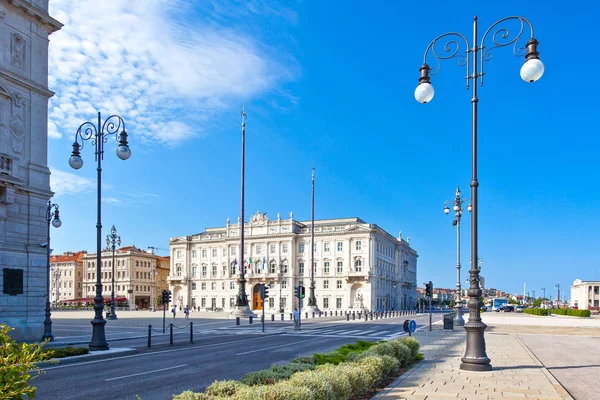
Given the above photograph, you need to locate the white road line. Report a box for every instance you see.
[104,364,187,381]
[236,338,319,355]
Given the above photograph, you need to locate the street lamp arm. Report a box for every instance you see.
[101,115,126,139]
[422,32,471,78]
[73,121,98,150]
[480,16,538,85]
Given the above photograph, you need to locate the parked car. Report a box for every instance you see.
[515,306,523,313]
[495,305,514,312]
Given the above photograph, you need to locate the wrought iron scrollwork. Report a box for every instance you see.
[422,32,471,88]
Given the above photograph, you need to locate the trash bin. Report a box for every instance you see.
[443,314,454,330]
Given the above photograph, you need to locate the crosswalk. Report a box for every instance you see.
[287,326,407,340]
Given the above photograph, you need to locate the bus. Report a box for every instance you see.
[491,298,508,310]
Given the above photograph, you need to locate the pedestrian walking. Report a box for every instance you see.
[293,307,300,330]
[172,306,177,319]
[184,305,190,320]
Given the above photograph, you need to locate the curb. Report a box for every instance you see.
[36,348,137,368]
[514,334,574,400]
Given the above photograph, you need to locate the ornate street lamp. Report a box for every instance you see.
[105,225,121,320]
[232,108,253,317]
[444,185,471,326]
[42,200,61,341]
[69,112,131,351]
[416,16,544,371]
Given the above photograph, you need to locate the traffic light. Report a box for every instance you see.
[260,284,269,300]
[166,290,172,304]
[425,282,432,297]
[161,290,168,304]
[294,286,300,299]
[300,286,305,299]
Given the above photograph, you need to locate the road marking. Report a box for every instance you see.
[236,338,319,355]
[104,364,187,381]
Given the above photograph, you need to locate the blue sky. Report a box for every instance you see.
[47,0,599,298]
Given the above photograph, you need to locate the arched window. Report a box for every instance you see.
[354,259,362,272]
[269,261,277,274]
[176,264,182,277]
[231,261,237,276]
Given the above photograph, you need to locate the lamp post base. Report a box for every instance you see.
[460,321,491,371]
[108,314,118,320]
[42,321,54,342]
[89,317,109,351]
[230,305,255,318]
[454,304,465,326]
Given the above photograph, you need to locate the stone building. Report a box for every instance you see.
[168,212,418,313]
[0,0,61,340]
[49,250,85,305]
[571,279,600,311]
[81,246,168,309]
[154,255,170,309]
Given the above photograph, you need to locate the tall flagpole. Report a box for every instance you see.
[232,106,253,317]
[307,164,319,312]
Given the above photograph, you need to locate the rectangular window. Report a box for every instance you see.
[268,297,274,308]
[324,243,330,252]
[336,298,342,309]
[298,262,304,276]
[337,280,342,289]
[222,265,227,276]
[231,248,236,256]
[192,250,197,258]
[337,261,343,273]
[212,265,217,276]
[201,282,206,290]
[282,244,288,253]
[256,245,262,255]
[356,241,362,251]
[213,249,217,258]
[324,261,330,275]
[201,298,206,308]
[202,249,207,258]
[323,280,329,289]
[323,298,329,309]
[269,263,276,274]
[282,280,287,289]
[270,245,276,254]
[223,248,227,256]
[201,266,207,277]
[211,282,216,290]
[177,250,182,259]
[230,298,235,307]
[222,298,226,308]
[230,281,235,290]
[281,297,287,309]
[298,243,305,254]
[192,282,197,290]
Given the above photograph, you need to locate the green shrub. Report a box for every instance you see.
[354,356,386,386]
[364,342,396,360]
[397,337,420,359]
[239,363,314,386]
[315,364,352,399]
[265,381,314,400]
[335,363,374,397]
[523,308,549,316]
[313,340,377,365]
[288,369,336,399]
[378,354,401,379]
[230,384,270,400]
[172,391,214,400]
[205,380,244,397]
[43,346,89,359]
[313,351,346,365]
[550,308,591,317]
[388,341,411,367]
[290,355,316,365]
[0,324,51,400]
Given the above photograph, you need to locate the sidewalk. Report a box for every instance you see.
[374,327,572,400]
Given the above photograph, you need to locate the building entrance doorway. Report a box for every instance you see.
[252,285,262,310]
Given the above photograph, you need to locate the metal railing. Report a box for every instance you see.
[147,322,193,348]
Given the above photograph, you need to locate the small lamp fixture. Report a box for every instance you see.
[51,209,62,228]
[415,64,434,103]
[68,142,83,170]
[116,131,131,160]
[520,38,544,83]
[444,204,450,214]
[467,202,473,212]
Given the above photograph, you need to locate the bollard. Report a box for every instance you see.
[190,322,194,343]
[236,317,240,326]
[346,313,350,321]
[305,312,308,319]
[290,313,293,320]
[147,325,152,348]
[281,313,284,321]
[364,312,368,321]
[352,313,356,320]
[169,323,174,346]
[271,314,275,321]
[312,312,315,318]
[249,316,253,324]
[319,312,322,317]
[325,311,328,317]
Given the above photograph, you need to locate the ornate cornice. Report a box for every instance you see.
[3,0,63,33]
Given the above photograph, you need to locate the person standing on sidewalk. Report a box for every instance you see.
[293,307,300,330]
[184,305,190,320]
[172,306,177,319]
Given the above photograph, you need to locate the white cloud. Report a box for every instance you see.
[50,168,95,196]
[48,0,298,146]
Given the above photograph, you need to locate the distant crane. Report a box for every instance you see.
[148,246,166,252]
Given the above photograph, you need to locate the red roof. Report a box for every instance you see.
[51,251,87,263]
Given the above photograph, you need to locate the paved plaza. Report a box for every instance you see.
[375,312,600,400]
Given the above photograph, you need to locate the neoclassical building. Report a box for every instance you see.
[571,279,600,311]
[168,212,418,313]
[0,0,62,340]
[49,251,86,305]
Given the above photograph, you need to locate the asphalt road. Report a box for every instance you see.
[519,334,600,400]
[34,313,442,400]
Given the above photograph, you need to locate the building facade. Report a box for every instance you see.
[0,0,62,340]
[571,279,600,310]
[168,212,418,313]
[49,251,85,305]
[82,246,168,309]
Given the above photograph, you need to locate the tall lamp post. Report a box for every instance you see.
[541,287,546,308]
[105,225,121,320]
[307,165,319,313]
[68,112,131,351]
[555,283,560,306]
[232,108,253,317]
[42,200,62,341]
[278,261,285,313]
[415,16,544,371]
[444,185,471,326]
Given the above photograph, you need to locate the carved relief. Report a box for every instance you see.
[9,115,25,155]
[10,33,26,68]
[250,211,268,224]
